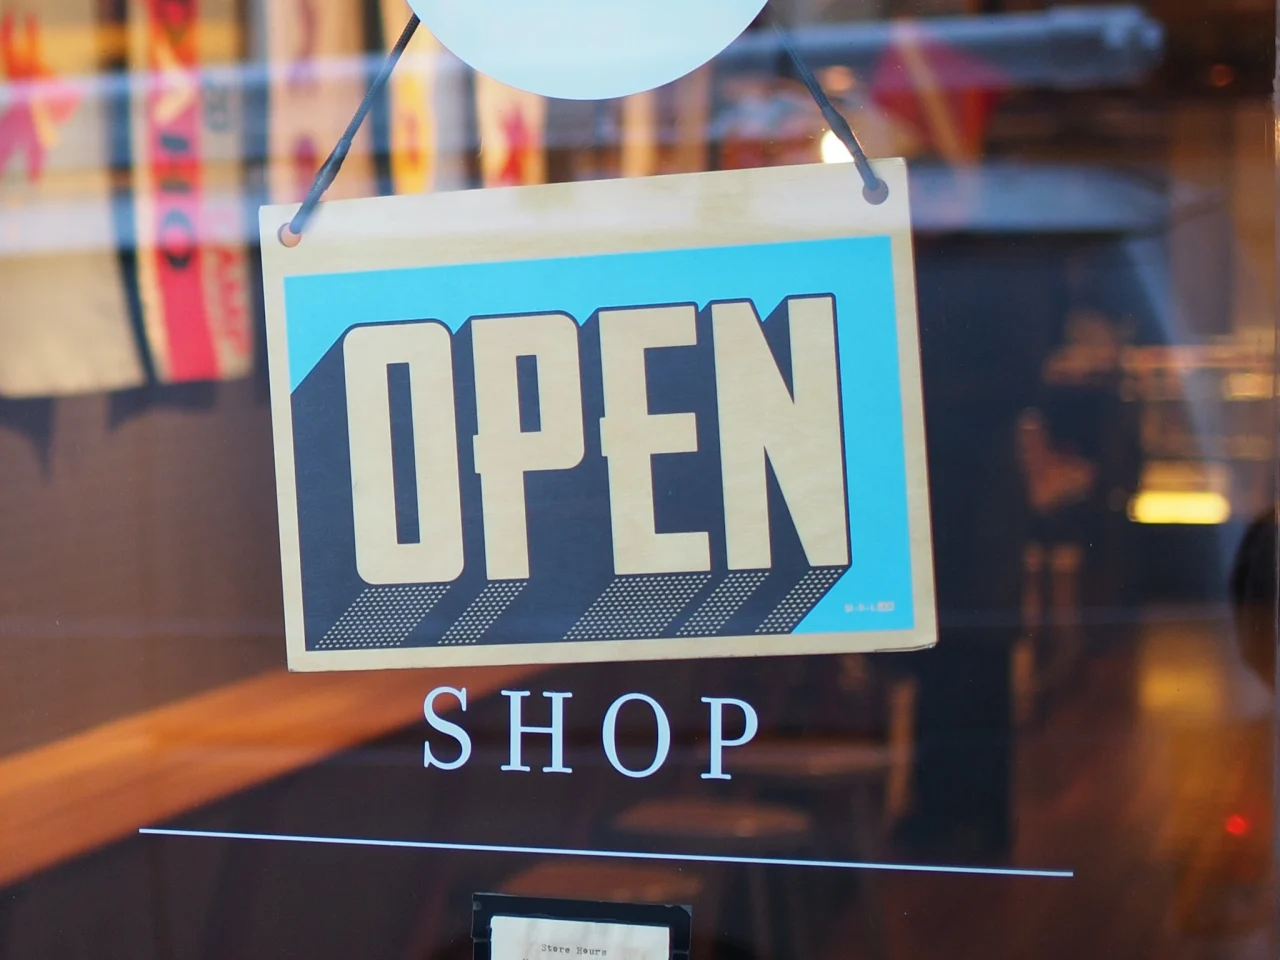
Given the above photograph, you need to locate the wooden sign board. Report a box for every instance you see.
[260,160,935,671]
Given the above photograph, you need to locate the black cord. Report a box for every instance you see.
[770,19,888,204]
[279,14,421,246]
[279,7,887,246]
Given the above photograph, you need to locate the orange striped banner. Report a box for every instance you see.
[128,0,251,381]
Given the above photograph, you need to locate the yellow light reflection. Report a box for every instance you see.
[820,130,853,164]
[1222,371,1274,400]
[1139,665,1225,718]
[1128,491,1232,525]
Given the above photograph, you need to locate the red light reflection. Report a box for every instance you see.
[1224,813,1250,837]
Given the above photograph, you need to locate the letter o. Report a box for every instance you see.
[158,209,196,270]
[601,693,670,779]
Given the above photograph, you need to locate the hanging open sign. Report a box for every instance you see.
[261,161,935,671]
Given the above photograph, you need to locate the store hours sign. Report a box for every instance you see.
[261,161,936,671]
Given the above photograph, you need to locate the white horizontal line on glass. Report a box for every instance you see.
[138,827,1074,879]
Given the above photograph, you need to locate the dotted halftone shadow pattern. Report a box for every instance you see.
[565,574,712,641]
[317,585,449,650]
[439,581,526,646]
[678,570,769,637]
[756,567,845,634]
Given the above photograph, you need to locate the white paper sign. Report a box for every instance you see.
[491,915,669,960]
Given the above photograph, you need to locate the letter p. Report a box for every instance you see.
[700,696,758,780]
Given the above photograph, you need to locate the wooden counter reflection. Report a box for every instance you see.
[0,664,537,887]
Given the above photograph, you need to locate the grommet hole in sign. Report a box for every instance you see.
[276,2,887,246]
